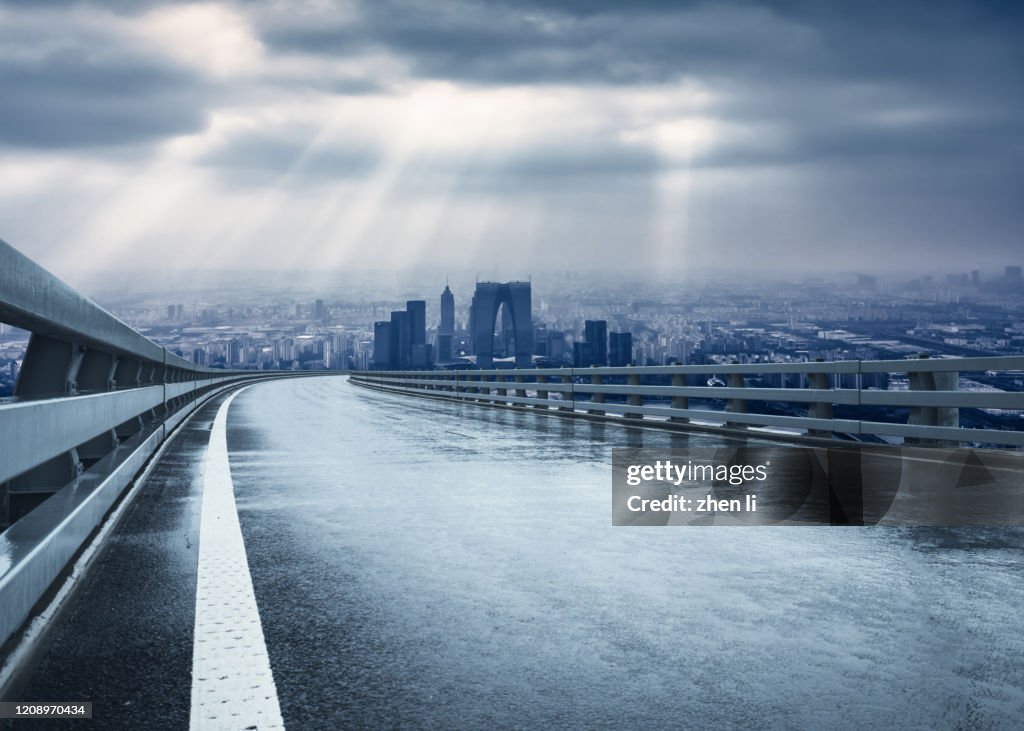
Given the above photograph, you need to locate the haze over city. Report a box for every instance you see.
[3,4,1024,729]
[1,0,1021,282]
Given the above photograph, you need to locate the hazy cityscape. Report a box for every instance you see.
[4,265,1023,425]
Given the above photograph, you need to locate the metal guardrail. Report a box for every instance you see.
[0,238,287,519]
[350,358,1024,448]
[0,237,318,652]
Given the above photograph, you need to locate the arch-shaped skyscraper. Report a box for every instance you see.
[469,281,533,369]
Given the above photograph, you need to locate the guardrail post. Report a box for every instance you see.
[535,374,549,409]
[625,372,643,420]
[908,354,959,444]
[587,372,605,416]
[112,357,138,389]
[14,335,85,397]
[809,358,833,435]
[3,449,84,526]
[116,415,145,440]
[669,372,689,423]
[69,349,122,465]
[496,374,507,402]
[514,374,526,407]
[559,372,574,412]
[726,368,746,428]
[140,361,156,385]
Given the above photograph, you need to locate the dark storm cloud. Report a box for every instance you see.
[1,0,1021,269]
[692,111,1024,169]
[260,0,1024,169]
[313,77,387,95]
[0,48,212,149]
[262,0,722,85]
[261,0,1024,87]
[0,0,186,9]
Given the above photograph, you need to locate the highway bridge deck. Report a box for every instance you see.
[6,378,1024,729]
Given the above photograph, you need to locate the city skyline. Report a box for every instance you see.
[0,0,1021,277]
[4,265,1020,469]
[6,261,1024,385]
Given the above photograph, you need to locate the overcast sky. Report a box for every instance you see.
[0,0,1021,279]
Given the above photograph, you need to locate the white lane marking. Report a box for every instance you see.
[190,388,285,731]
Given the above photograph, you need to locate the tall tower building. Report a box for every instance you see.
[406,300,429,369]
[390,310,411,369]
[470,281,533,368]
[438,284,455,363]
[440,285,455,335]
[373,321,392,369]
[584,320,608,366]
[573,341,594,368]
[406,300,426,346]
[609,332,633,367]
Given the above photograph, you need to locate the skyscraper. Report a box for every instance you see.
[440,285,455,335]
[609,332,633,367]
[227,339,242,366]
[373,321,392,369]
[584,320,608,366]
[547,331,567,363]
[573,341,594,368]
[405,300,428,369]
[390,310,410,369]
[469,281,533,368]
[407,300,426,347]
[438,284,456,362]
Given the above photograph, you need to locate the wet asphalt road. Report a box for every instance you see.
[7,378,1024,729]
[7,392,219,729]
